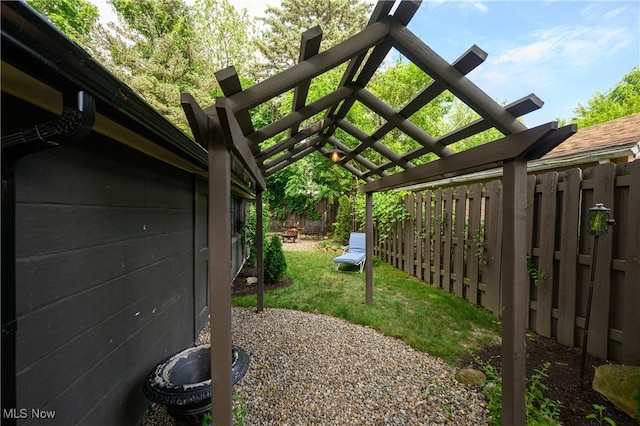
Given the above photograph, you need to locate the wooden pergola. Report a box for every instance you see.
[181,1,575,424]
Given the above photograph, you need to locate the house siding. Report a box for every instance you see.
[14,136,195,425]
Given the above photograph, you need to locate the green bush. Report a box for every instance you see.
[475,357,563,425]
[334,195,352,245]
[632,378,640,422]
[265,234,287,283]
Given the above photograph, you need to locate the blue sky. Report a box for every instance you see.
[406,1,639,125]
[92,0,639,125]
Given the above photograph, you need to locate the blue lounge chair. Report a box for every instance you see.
[333,232,366,273]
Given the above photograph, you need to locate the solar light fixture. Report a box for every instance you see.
[588,203,615,235]
[580,203,615,388]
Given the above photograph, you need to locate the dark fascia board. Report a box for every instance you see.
[1,1,207,171]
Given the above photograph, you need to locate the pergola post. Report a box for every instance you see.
[256,188,264,312]
[209,132,233,426]
[500,157,528,425]
[365,191,373,304]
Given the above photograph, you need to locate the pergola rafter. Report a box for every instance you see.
[181,1,576,424]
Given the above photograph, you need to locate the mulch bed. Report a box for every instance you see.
[232,265,291,296]
[233,262,636,425]
[459,334,637,425]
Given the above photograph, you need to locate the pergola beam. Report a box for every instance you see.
[216,98,266,190]
[336,118,412,171]
[370,44,486,141]
[261,134,326,172]
[362,94,545,178]
[361,94,547,179]
[360,122,564,193]
[389,20,527,135]
[256,119,333,164]
[264,144,321,176]
[345,45,486,171]
[248,86,353,145]
[290,26,323,136]
[350,83,454,157]
[225,18,392,113]
[213,67,256,147]
[324,1,416,120]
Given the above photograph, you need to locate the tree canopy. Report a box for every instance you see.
[26,0,640,226]
[572,67,640,128]
[256,0,373,75]
[27,0,99,43]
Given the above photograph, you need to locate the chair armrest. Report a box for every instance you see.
[342,245,349,254]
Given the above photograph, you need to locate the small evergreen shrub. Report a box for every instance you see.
[265,234,287,283]
[334,195,352,245]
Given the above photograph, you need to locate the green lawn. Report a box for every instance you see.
[232,250,501,365]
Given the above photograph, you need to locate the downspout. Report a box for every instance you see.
[1,91,95,424]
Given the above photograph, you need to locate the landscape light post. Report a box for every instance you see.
[580,203,615,388]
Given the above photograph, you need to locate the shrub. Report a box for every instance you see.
[242,204,269,267]
[633,378,640,422]
[265,234,287,283]
[334,195,352,245]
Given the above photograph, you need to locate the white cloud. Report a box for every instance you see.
[491,22,629,72]
[425,0,488,15]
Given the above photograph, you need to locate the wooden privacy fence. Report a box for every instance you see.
[369,160,639,364]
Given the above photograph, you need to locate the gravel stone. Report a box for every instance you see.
[191,307,489,425]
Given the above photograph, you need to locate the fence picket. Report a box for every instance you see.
[587,163,616,359]
[405,194,415,275]
[424,191,433,284]
[454,185,466,298]
[443,188,454,292]
[536,172,559,337]
[415,192,423,281]
[557,168,581,347]
[433,190,443,289]
[485,180,502,315]
[467,183,482,304]
[525,175,536,328]
[396,220,402,269]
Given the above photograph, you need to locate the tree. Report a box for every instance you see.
[97,0,220,132]
[27,0,99,43]
[193,0,258,78]
[572,67,640,127]
[256,0,372,75]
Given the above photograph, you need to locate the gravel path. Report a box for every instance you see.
[279,238,322,251]
[193,308,489,425]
